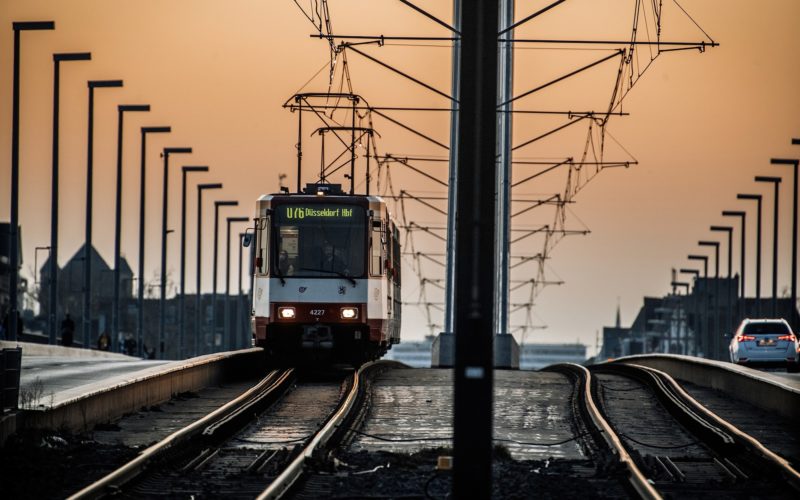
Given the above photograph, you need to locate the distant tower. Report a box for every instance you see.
[615,298,621,328]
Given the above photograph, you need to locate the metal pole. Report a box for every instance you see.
[212,201,238,351]
[453,0,497,497]
[711,226,733,336]
[350,97,356,195]
[772,156,798,330]
[679,268,700,354]
[113,105,149,353]
[248,237,255,346]
[196,183,222,355]
[495,0,513,338]
[296,96,302,193]
[138,127,171,357]
[238,232,245,349]
[226,217,248,351]
[9,21,55,343]
[84,80,123,349]
[738,194,763,317]
[722,210,746,320]
[699,241,720,359]
[755,176,782,317]
[50,52,91,345]
[688,255,708,356]
[180,166,209,358]
[160,147,192,358]
[443,0,462,337]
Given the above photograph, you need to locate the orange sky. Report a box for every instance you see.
[1,1,798,350]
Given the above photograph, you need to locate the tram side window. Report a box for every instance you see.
[257,217,269,275]
[371,220,384,276]
[392,224,401,284]
[277,227,299,276]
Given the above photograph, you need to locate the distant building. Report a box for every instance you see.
[386,335,588,370]
[38,244,134,344]
[519,343,587,370]
[601,275,800,361]
[0,222,23,314]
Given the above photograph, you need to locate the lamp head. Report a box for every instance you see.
[183,166,209,173]
[14,21,55,30]
[54,52,91,62]
[89,79,123,88]
[119,104,150,112]
[142,126,171,134]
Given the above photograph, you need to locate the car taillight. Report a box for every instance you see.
[778,334,796,341]
[737,335,756,342]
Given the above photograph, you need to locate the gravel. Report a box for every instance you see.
[297,447,631,499]
[0,428,139,499]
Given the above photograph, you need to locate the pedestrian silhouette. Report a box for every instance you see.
[124,335,137,356]
[97,330,110,351]
[60,313,75,347]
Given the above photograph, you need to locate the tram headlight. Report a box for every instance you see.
[278,307,296,319]
[340,307,358,319]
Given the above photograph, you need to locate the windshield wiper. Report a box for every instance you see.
[274,268,286,286]
[298,267,357,286]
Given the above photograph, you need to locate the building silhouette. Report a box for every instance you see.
[602,275,800,361]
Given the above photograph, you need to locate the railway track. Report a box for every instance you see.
[69,361,387,499]
[65,360,799,499]
[68,369,295,499]
[591,362,800,498]
[545,363,660,499]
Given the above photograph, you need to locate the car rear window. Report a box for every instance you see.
[743,322,791,335]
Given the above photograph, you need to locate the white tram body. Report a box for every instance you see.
[250,184,401,365]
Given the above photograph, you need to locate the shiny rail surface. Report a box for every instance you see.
[595,362,800,497]
[257,360,385,500]
[547,363,662,500]
[625,363,800,490]
[68,369,294,500]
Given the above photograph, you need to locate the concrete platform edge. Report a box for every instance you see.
[0,340,135,360]
[1,348,264,443]
[613,354,800,420]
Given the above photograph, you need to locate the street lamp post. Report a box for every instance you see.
[225,217,249,351]
[722,210,746,321]
[238,232,246,349]
[112,105,150,353]
[158,147,192,358]
[84,80,123,348]
[737,194,763,317]
[699,240,720,360]
[50,51,91,345]
[212,201,239,351]
[710,225,734,337]
[771,157,798,330]
[688,255,709,356]
[9,21,55,342]
[196,183,223,356]
[679,268,700,355]
[755,176,782,318]
[180,166,209,359]
[137,126,171,357]
[670,282,690,354]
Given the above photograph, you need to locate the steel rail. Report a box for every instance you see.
[554,363,662,500]
[257,360,380,500]
[69,369,294,500]
[627,363,800,491]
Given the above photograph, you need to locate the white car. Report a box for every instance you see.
[729,318,799,372]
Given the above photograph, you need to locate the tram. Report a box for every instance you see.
[250,183,401,365]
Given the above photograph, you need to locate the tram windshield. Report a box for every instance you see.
[273,203,366,278]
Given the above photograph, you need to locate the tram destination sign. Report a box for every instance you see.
[284,205,356,220]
